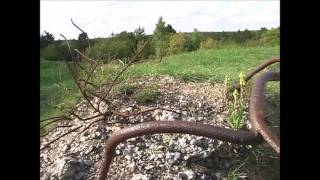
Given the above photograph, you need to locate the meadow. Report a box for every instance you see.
[40,45,279,120]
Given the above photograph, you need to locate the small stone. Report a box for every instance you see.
[83,131,90,137]
[145,165,155,170]
[149,154,156,160]
[173,152,181,161]
[190,139,197,145]
[183,154,190,161]
[202,151,210,158]
[178,138,187,147]
[95,154,101,160]
[115,150,121,155]
[125,155,132,161]
[62,144,71,153]
[128,162,135,169]
[119,143,126,149]
[131,173,148,180]
[80,136,87,142]
[179,170,195,180]
[94,132,101,139]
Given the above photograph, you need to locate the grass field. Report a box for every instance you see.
[130,46,279,81]
[40,46,280,120]
[40,59,81,120]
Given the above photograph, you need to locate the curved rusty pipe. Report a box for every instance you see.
[98,121,263,180]
[231,57,280,91]
[249,71,280,154]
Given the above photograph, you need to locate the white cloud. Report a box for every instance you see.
[40,1,279,40]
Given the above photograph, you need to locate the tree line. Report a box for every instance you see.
[40,16,280,62]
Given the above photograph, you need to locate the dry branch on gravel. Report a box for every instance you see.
[40,19,180,152]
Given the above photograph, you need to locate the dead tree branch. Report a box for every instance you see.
[40,125,83,152]
[71,18,91,50]
[60,34,102,114]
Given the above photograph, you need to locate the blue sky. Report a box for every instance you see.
[41,1,280,40]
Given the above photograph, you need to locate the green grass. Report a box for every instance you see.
[127,46,279,82]
[133,84,160,105]
[40,46,279,121]
[40,59,80,121]
[227,144,280,180]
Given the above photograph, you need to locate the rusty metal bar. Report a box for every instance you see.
[97,121,263,180]
[249,71,280,154]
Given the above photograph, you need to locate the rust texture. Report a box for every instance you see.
[249,71,280,154]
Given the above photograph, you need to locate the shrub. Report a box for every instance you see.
[200,37,216,49]
[168,33,190,55]
[40,44,62,61]
[260,28,280,46]
[84,34,137,63]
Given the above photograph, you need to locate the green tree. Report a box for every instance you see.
[134,26,145,42]
[153,16,175,62]
[76,32,89,52]
[164,24,176,33]
[190,28,202,51]
[40,31,55,49]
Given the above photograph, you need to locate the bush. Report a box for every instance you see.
[84,38,131,63]
[40,44,62,61]
[137,38,156,60]
[200,37,216,49]
[168,33,190,55]
[260,28,280,46]
[84,34,145,63]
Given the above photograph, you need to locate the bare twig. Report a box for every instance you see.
[98,39,151,109]
[74,49,97,64]
[60,34,102,114]
[70,111,104,121]
[41,117,71,129]
[66,118,106,147]
[40,125,83,151]
[74,49,101,94]
[77,79,99,88]
[40,125,73,137]
[71,18,91,50]
[40,116,71,123]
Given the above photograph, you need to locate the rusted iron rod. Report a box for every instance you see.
[231,57,280,91]
[249,71,280,154]
[98,121,263,180]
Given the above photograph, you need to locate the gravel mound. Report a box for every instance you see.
[40,75,255,180]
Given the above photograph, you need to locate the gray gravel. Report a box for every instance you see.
[40,75,253,180]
